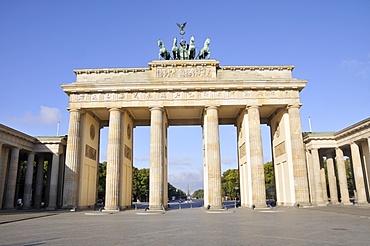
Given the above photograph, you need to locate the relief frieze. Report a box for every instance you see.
[239,142,246,158]
[85,144,97,161]
[124,144,132,161]
[71,88,298,103]
[187,91,196,99]
[274,141,286,157]
[160,92,167,99]
[78,94,86,101]
[155,67,213,78]
[118,93,125,100]
[104,93,113,100]
[91,94,100,101]
[228,91,237,98]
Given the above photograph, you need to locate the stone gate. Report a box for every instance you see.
[61,59,311,210]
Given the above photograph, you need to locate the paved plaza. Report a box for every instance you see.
[1,205,370,246]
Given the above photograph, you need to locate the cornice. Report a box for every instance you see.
[219,65,294,72]
[61,81,306,94]
[74,68,148,75]
[334,117,370,139]
[148,59,219,68]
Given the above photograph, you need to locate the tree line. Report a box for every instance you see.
[98,162,186,201]
[98,159,355,201]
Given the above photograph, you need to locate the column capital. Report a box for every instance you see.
[11,146,20,151]
[149,106,164,112]
[326,151,334,158]
[205,105,219,111]
[246,104,261,110]
[68,108,80,113]
[108,107,122,112]
[287,103,302,109]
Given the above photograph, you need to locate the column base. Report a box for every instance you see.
[149,205,165,211]
[62,205,80,211]
[354,202,370,206]
[104,206,120,211]
[297,202,313,208]
[205,204,224,210]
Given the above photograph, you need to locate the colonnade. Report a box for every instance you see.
[61,102,310,210]
[0,134,66,210]
[306,138,370,205]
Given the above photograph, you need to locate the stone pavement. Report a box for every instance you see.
[1,205,370,246]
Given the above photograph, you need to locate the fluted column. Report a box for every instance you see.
[288,104,310,206]
[0,142,6,209]
[247,105,266,207]
[149,107,165,210]
[4,147,20,209]
[350,142,367,203]
[204,106,222,209]
[305,149,315,203]
[311,148,324,205]
[63,109,81,208]
[105,108,121,210]
[47,153,60,210]
[326,151,338,204]
[34,155,44,208]
[335,147,351,204]
[320,154,328,202]
[23,152,35,209]
[362,139,370,199]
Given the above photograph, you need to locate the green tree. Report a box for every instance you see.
[264,161,275,199]
[345,158,355,198]
[98,164,191,202]
[192,189,204,198]
[97,161,107,198]
[221,169,239,199]
[132,167,150,202]
[168,183,186,200]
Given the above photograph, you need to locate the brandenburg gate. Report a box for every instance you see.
[61,59,311,210]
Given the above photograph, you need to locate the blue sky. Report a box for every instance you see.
[1,1,369,193]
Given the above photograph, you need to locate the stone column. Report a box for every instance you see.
[47,153,60,210]
[63,109,81,208]
[319,154,328,202]
[149,107,165,210]
[326,151,338,204]
[350,142,367,203]
[305,149,314,203]
[288,104,310,206]
[34,155,44,208]
[105,108,122,211]
[4,147,20,209]
[311,148,324,205]
[204,106,222,209]
[202,128,209,206]
[362,139,370,199]
[335,147,351,204]
[0,142,6,209]
[23,152,35,209]
[247,105,266,207]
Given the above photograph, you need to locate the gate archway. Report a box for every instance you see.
[61,60,310,210]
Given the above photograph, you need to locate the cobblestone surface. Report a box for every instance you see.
[0,205,370,245]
